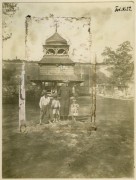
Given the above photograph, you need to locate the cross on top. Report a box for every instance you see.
[55,23,59,32]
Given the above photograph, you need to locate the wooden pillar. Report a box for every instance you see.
[19,63,26,132]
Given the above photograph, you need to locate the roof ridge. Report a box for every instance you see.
[43,55,69,58]
[39,56,74,64]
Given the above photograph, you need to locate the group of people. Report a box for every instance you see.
[39,83,79,124]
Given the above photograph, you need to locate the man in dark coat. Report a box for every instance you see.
[58,82,71,120]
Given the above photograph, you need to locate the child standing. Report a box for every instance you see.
[51,94,60,122]
[39,90,50,124]
[70,98,79,121]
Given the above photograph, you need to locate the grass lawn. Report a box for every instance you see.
[2,96,134,178]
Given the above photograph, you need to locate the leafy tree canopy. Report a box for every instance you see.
[101,41,134,86]
[3,66,17,83]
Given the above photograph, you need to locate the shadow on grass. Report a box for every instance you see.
[2,97,134,178]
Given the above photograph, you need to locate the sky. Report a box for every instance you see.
[2,1,134,63]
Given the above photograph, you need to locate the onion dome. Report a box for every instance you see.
[46,32,67,45]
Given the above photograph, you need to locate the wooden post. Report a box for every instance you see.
[19,15,30,132]
[93,55,97,124]
[91,54,97,128]
[19,63,26,132]
[91,73,93,122]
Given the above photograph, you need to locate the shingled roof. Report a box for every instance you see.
[39,55,75,65]
[46,32,67,45]
[31,74,83,82]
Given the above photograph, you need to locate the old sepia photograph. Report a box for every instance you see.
[2,1,134,178]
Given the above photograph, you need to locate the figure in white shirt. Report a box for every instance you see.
[39,90,50,124]
[69,98,79,121]
[51,94,60,122]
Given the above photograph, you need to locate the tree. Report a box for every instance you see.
[101,41,134,86]
[3,66,17,83]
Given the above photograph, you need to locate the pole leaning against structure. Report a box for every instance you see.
[19,63,26,132]
[90,54,97,130]
[93,54,97,125]
[88,16,97,130]
[18,15,30,132]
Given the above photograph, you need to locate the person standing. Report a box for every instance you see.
[51,94,60,122]
[39,90,50,124]
[58,82,71,120]
[72,83,79,99]
[69,98,79,121]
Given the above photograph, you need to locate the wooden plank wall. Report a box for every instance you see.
[40,65,74,75]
